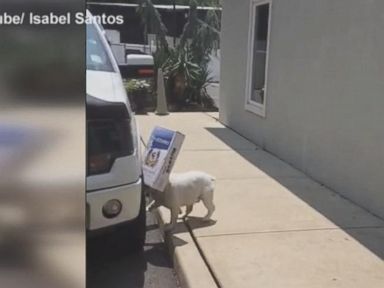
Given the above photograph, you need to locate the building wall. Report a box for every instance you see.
[220,0,384,218]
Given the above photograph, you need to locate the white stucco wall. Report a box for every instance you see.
[220,0,384,218]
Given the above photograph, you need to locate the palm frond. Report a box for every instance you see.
[178,0,199,49]
[137,0,169,50]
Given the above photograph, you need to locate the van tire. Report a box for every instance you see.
[129,190,146,250]
[117,188,146,252]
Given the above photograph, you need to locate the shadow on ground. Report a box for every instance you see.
[171,216,217,236]
[206,126,384,260]
[86,211,179,288]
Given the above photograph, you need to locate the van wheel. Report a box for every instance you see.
[130,190,146,250]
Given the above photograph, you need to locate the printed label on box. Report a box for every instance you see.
[143,126,185,191]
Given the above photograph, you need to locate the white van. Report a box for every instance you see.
[86,15,145,250]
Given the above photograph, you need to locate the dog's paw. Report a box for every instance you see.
[202,217,216,223]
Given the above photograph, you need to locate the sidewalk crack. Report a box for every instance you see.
[184,219,222,288]
[194,225,384,239]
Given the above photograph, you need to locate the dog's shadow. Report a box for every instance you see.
[162,217,217,250]
[184,216,217,229]
[170,216,217,236]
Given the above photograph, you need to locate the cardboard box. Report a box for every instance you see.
[143,126,185,191]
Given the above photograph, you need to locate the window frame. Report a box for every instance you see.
[245,0,272,117]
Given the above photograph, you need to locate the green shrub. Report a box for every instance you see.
[125,79,150,93]
[125,79,152,113]
[137,0,220,110]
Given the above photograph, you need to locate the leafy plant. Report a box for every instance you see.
[125,79,151,93]
[190,64,214,105]
[125,79,152,112]
[136,0,221,110]
[164,49,200,85]
[162,48,201,106]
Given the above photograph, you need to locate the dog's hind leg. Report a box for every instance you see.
[201,193,215,221]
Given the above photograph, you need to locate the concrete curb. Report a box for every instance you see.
[153,207,218,288]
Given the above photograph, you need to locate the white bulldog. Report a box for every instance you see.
[147,171,216,231]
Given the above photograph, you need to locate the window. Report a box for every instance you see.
[86,23,114,72]
[245,0,271,117]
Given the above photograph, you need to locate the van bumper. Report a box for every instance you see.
[86,178,142,231]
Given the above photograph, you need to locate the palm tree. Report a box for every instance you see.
[137,0,169,52]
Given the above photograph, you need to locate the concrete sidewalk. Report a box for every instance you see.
[137,112,384,288]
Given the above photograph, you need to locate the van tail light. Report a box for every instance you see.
[138,68,154,77]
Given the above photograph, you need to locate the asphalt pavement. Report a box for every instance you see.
[87,209,180,288]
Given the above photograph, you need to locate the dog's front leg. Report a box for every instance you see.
[181,205,193,219]
[146,200,160,212]
[165,208,178,231]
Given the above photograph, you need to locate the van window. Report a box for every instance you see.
[86,23,114,72]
